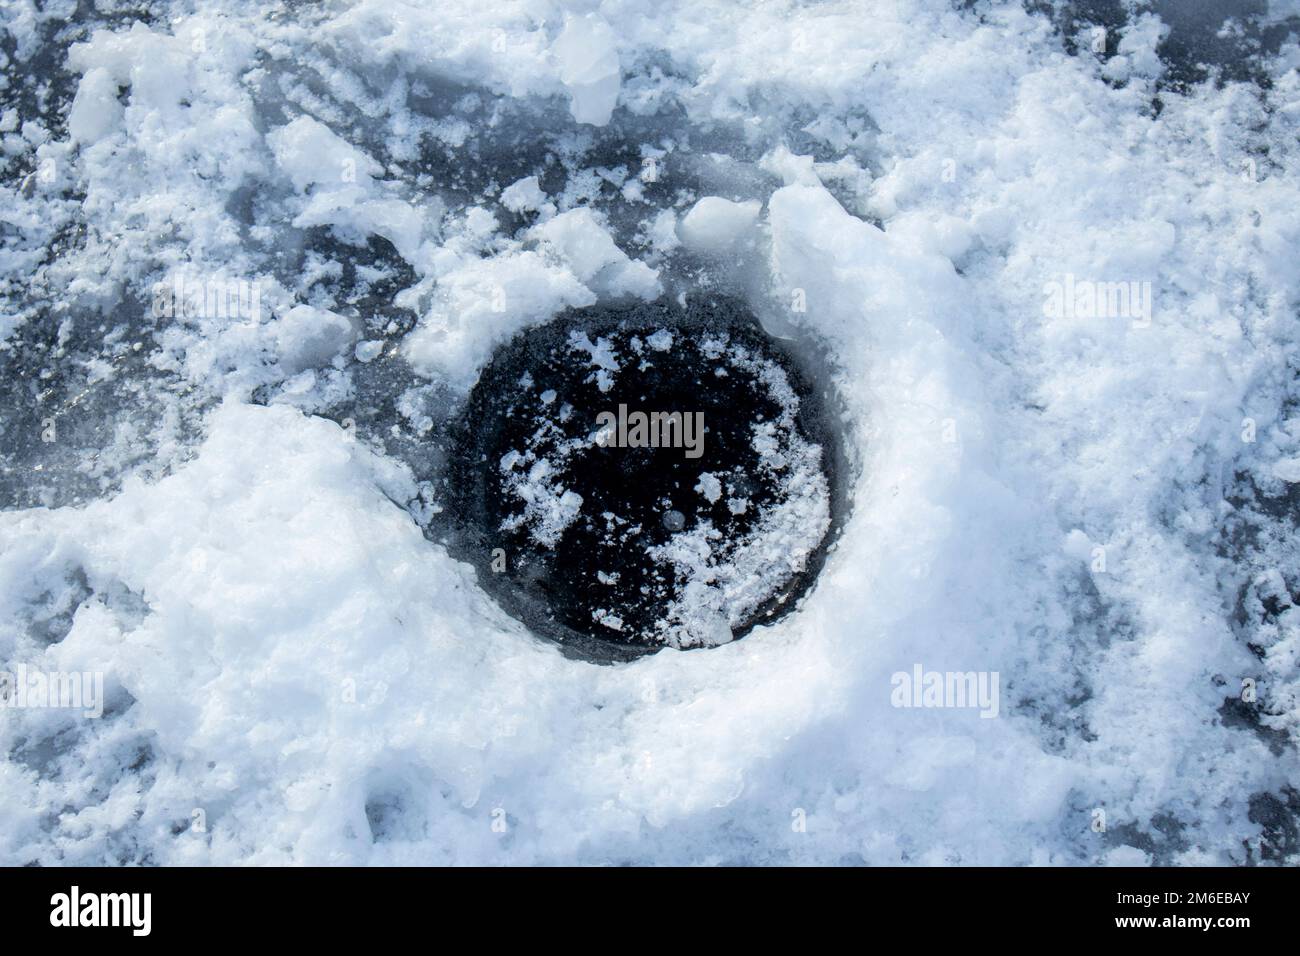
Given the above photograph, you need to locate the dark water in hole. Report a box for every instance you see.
[442,296,849,662]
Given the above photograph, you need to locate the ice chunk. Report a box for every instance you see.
[677,197,762,252]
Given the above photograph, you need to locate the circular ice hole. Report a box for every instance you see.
[444,296,851,662]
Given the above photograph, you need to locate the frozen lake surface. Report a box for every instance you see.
[1,0,1298,865]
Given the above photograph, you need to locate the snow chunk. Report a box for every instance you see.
[267,116,382,193]
[530,208,660,299]
[886,211,974,262]
[501,176,553,216]
[404,249,593,388]
[593,609,624,632]
[1272,457,1300,483]
[646,209,681,255]
[500,458,584,549]
[1061,529,1094,560]
[552,14,621,126]
[268,116,427,262]
[646,329,673,352]
[567,330,621,392]
[68,68,122,145]
[273,305,356,374]
[695,472,723,503]
[1103,846,1152,867]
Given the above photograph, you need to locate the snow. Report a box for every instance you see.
[2,0,1299,865]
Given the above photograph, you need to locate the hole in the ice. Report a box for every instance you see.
[364,789,414,843]
[444,295,849,662]
[362,768,432,844]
